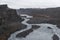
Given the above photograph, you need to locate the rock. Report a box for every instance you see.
[47,27,52,29]
[57,24,60,29]
[16,25,40,38]
[0,4,7,10]
[0,4,25,40]
[16,29,33,38]
[52,34,59,40]
[32,25,40,30]
[0,4,23,25]
[0,17,2,25]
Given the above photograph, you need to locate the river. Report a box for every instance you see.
[8,14,60,40]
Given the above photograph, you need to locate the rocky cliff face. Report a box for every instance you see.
[0,4,23,25]
[0,5,26,40]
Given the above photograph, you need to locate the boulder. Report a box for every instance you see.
[52,34,59,40]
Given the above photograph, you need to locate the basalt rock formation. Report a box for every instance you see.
[0,4,26,40]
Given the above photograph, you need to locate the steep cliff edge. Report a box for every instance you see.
[0,5,26,40]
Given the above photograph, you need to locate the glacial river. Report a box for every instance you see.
[8,14,60,40]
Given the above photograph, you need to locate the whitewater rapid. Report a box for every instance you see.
[8,14,60,40]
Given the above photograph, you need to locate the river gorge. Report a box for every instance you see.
[8,14,60,40]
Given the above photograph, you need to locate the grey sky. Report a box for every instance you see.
[0,0,60,9]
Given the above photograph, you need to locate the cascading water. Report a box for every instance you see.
[8,14,60,40]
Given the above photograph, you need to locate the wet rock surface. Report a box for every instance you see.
[16,29,33,38]
[52,34,59,40]
[31,25,40,30]
[47,27,52,29]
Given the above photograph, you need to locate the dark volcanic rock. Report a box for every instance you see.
[0,4,7,10]
[16,25,40,38]
[32,25,40,30]
[0,4,23,25]
[0,4,25,40]
[47,20,60,29]
[47,27,52,29]
[16,29,33,38]
[52,34,59,40]
[57,24,60,29]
